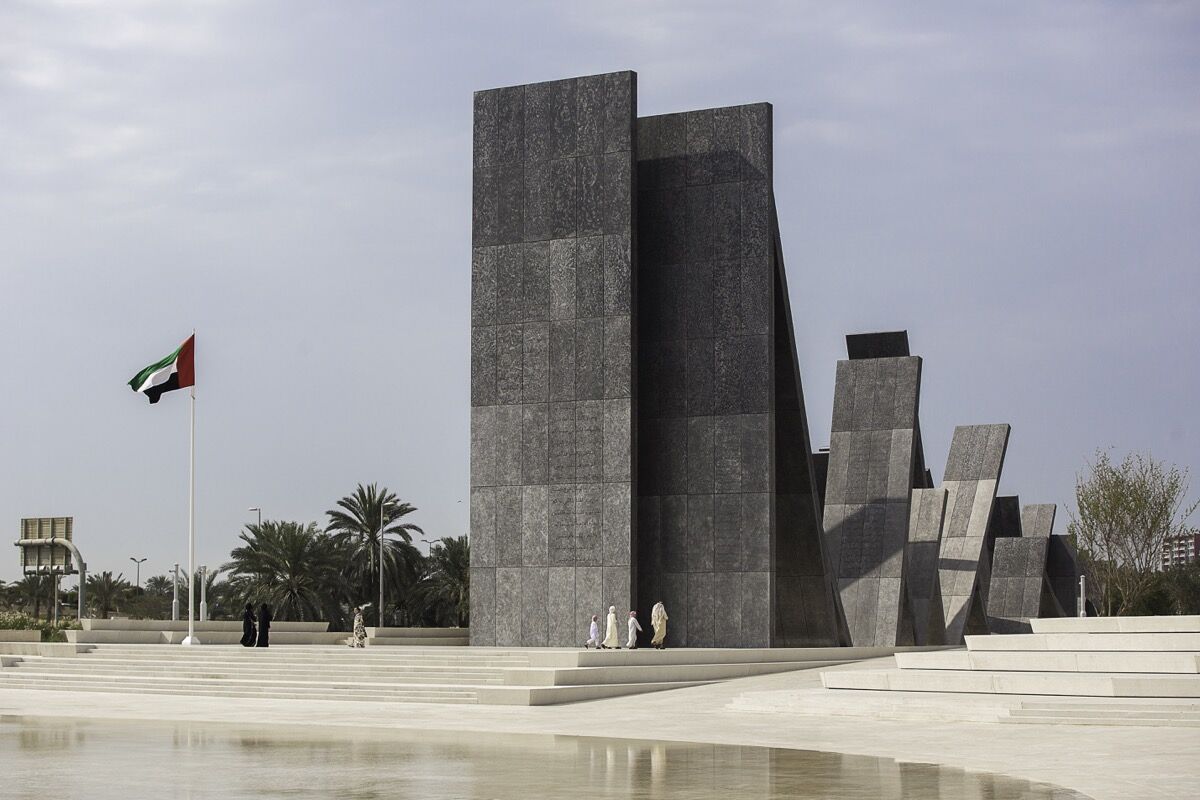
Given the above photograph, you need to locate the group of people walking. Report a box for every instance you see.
[585,601,669,650]
[239,603,273,647]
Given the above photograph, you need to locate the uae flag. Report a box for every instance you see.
[128,334,195,404]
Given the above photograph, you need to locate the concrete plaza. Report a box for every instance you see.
[2,656,1195,800]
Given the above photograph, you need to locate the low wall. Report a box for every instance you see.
[0,630,41,643]
[81,619,330,633]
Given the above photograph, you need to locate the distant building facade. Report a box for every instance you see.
[1162,532,1200,570]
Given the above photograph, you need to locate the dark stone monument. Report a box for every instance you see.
[470,71,839,647]
[470,72,637,646]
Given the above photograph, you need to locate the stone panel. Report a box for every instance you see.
[905,488,947,645]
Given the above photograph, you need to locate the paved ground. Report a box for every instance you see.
[2,656,1195,799]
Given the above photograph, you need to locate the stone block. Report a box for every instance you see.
[602,483,631,565]
[714,572,742,646]
[547,484,575,566]
[470,326,497,407]
[575,316,603,400]
[602,398,632,482]
[470,486,497,567]
[548,566,575,646]
[470,406,496,487]
[602,233,632,313]
[548,319,576,402]
[521,485,548,566]
[687,571,716,647]
[575,483,603,566]
[602,316,632,399]
[495,567,522,646]
[547,401,575,484]
[521,322,549,403]
[472,246,497,327]
[686,415,715,493]
[663,494,689,573]
[469,567,496,646]
[495,405,523,486]
[521,404,548,485]
[521,567,549,646]
[576,236,604,318]
[496,324,523,404]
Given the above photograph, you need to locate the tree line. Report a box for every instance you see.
[0,484,469,631]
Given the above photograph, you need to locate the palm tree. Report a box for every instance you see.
[86,572,131,619]
[224,521,348,624]
[11,575,54,620]
[143,575,173,597]
[326,483,424,625]
[417,536,470,627]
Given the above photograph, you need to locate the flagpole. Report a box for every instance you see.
[182,364,200,645]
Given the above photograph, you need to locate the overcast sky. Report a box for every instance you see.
[3,1,1197,585]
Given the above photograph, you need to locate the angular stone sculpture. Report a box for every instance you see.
[905,488,947,645]
[937,424,1010,645]
[470,71,840,647]
[822,336,922,647]
[987,503,1064,633]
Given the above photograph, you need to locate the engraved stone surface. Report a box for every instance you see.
[471,72,636,646]
[936,423,1011,644]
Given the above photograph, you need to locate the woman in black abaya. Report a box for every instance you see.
[239,603,257,647]
[256,603,272,647]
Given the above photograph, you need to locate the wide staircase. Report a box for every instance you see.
[819,615,1200,726]
[0,645,887,706]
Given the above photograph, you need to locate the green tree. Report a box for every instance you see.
[1069,450,1198,616]
[11,575,54,620]
[86,571,132,619]
[143,575,173,597]
[417,535,470,627]
[325,483,424,625]
[224,521,348,625]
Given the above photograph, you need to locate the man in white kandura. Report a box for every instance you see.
[626,610,642,649]
[602,605,620,649]
[650,601,668,649]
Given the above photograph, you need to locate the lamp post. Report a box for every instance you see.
[171,562,180,622]
[129,557,147,593]
[378,501,386,628]
[199,565,208,622]
[248,507,262,527]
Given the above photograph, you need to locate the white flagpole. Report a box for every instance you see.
[182,336,200,645]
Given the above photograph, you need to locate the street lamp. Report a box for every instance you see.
[248,507,262,527]
[129,557,147,593]
[171,562,180,622]
[199,565,208,622]
[379,501,386,629]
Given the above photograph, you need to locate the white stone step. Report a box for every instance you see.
[0,668,487,689]
[821,669,1200,697]
[896,650,1200,674]
[965,632,1200,652]
[0,678,478,703]
[1030,616,1200,634]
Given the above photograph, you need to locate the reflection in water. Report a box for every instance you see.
[1,716,1089,799]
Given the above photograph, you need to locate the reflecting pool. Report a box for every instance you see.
[1,716,1088,799]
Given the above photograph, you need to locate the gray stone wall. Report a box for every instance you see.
[634,103,834,647]
[936,423,1010,644]
[822,353,922,647]
[469,72,637,646]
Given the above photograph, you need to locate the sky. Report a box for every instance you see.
[2,1,1198,586]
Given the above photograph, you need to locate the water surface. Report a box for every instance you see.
[0,716,1088,799]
